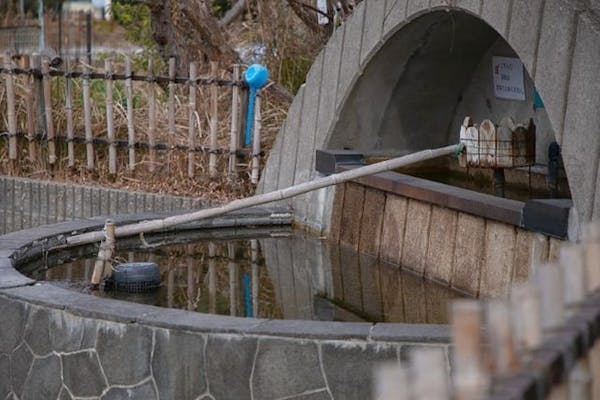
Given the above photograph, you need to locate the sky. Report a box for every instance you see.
[91,0,106,7]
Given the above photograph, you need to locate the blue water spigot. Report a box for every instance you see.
[244,64,269,146]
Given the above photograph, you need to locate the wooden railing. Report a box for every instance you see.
[0,54,265,184]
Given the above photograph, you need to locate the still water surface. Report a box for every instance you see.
[35,232,466,324]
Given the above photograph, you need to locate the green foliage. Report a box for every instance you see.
[111,2,154,49]
[211,0,232,17]
[276,56,312,95]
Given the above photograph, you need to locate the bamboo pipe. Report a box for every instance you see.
[125,57,136,171]
[66,144,460,246]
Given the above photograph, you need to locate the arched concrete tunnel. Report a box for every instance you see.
[260,1,600,236]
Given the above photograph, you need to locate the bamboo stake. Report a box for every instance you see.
[560,245,586,309]
[510,283,542,353]
[168,57,176,154]
[411,348,450,399]
[147,58,156,173]
[105,59,116,175]
[209,61,218,177]
[25,55,37,163]
[251,93,262,184]
[65,57,75,168]
[91,220,115,286]
[374,364,409,400]
[83,62,94,170]
[187,62,197,178]
[42,58,57,167]
[535,263,564,331]
[65,144,460,246]
[4,53,17,172]
[451,300,488,400]
[582,223,600,293]
[228,64,241,174]
[486,299,519,375]
[125,57,136,171]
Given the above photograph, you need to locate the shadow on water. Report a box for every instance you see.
[30,231,467,324]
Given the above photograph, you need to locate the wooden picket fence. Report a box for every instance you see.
[0,53,265,184]
[376,224,600,399]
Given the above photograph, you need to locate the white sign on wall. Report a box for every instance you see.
[492,56,526,101]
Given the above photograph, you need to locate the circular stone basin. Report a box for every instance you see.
[0,212,456,399]
[27,230,465,324]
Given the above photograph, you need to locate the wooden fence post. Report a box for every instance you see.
[104,58,116,175]
[83,62,94,170]
[188,62,197,178]
[42,58,57,168]
[147,58,156,173]
[125,57,136,171]
[65,57,75,168]
[228,64,241,174]
[168,57,176,163]
[24,55,37,163]
[251,93,262,184]
[209,61,218,178]
[4,53,17,173]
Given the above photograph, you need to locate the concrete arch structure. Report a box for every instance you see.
[259,0,600,235]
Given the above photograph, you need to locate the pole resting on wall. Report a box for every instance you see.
[244,64,269,146]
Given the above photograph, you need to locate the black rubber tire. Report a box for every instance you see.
[113,262,160,292]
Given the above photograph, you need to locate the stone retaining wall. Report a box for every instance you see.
[329,173,566,299]
[0,214,452,400]
[0,176,212,235]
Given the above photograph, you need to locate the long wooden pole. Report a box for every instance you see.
[42,59,57,168]
[147,58,157,173]
[65,57,75,168]
[105,59,116,175]
[4,54,17,172]
[83,62,94,170]
[228,64,241,174]
[24,55,37,163]
[209,61,219,177]
[125,57,136,171]
[65,144,459,246]
[188,62,197,178]
[251,94,262,184]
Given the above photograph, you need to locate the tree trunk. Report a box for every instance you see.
[147,0,240,72]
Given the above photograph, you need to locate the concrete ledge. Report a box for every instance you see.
[339,164,524,227]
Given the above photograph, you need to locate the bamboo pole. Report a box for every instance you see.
[4,54,17,172]
[125,57,136,171]
[105,59,116,175]
[91,220,115,286]
[486,299,519,375]
[582,223,600,293]
[251,93,262,184]
[25,55,37,163]
[187,62,197,178]
[209,61,219,177]
[228,64,241,174]
[65,144,459,246]
[83,62,94,170]
[536,263,564,331]
[168,57,176,156]
[147,58,156,173]
[65,57,75,168]
[510,283,542,353]
[42,59,57,167]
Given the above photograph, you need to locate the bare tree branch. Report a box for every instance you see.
[219,0,247,27]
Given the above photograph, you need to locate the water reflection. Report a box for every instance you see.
[39,233,466,324]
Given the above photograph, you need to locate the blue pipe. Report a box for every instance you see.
[244,64,269,146]
[243,273,252,317]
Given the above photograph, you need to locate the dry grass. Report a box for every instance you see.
[0,55,289,202]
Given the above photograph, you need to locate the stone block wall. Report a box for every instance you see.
[330,180,564,299]
[0,176,212,235]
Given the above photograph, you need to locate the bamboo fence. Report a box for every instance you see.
[0,53,266,187]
